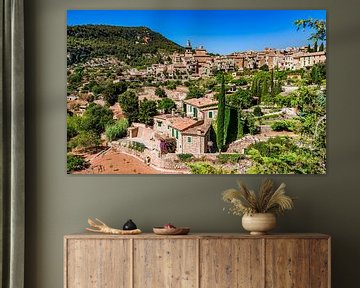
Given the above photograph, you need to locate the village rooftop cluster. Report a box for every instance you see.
[116,41,326,82]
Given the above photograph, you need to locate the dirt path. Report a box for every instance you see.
[74,149,184,174]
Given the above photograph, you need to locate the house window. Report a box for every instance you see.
[157,121,162,127]
[208,111,213,118]
[187,136,192,143]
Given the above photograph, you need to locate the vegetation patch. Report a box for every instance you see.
[128,141,146,152]
[271,120,299,132]
[187,162,236,174]
[67,154,89,173]
[105,119,129,141]
[217,153,244,164]
[177,153,194,162]
[245,136,325,174]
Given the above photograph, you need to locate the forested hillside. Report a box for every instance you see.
[67,25,184,66]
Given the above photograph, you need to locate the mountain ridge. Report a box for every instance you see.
[67,25,184,66]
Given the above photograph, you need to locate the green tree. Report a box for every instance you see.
[309,63,326,85]
[92,84,104,96]
[216,74,226,151]
[186,85,205,99]
[68,131,101,151]
[237,109,245,139]
[319,42,324,51]
[313,41,318,52]
[105,119,129,141]
[138,98,158,126]
[157,98,176,114]
[67,115,82,141]
[261,79,269,99]
[294,18,326,42]
[103,82,127,106]
[81,103,114,134]
[118,90,139,124]
[307,44,312,52]
[155,87,167,98]
[270,69,275,97]
[226,89,252,109]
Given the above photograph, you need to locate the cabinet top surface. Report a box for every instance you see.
[64,232,330,240]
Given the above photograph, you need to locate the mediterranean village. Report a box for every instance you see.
[67,15,326,174]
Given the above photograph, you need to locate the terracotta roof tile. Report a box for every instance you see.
[183,98,218,108]
[182,121,212,136]
[153,114,199,131]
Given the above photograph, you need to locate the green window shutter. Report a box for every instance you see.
[208,111,213,118]
[187,136,192,143]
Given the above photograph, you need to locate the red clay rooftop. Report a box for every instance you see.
[183,97,218,108]
[154,114,200,131]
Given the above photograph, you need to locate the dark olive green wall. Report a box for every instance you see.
[24,0,360,287]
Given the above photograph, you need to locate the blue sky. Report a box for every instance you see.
[67,10,326,55]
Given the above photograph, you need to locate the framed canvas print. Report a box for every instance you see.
[66,10,326,175]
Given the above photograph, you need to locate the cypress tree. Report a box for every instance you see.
[319,42,324,52]
[314,41,318,52]
[216,74,226,152]
[237,109,244,139]
[261,80,267,96]
[270,69,275,97]
[307,44,312,53]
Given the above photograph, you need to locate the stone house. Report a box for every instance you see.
[153,114,212,154]
[183,98,218,122]
[294,51,326,69]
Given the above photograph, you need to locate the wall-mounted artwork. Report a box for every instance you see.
[67,10,326,175]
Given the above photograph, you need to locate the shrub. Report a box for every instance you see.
[253,106,263,117]
[177,153,194,162]
[67,154,89,173]
[271,120,298,132]
[155,87,167,98]
[105,119,129,141]
[166,82,177,90]
[128,141,146,152]
[260,113,280,120]
[217,153,244,164]
[187,162,236,174]
[231,77,248,86]
[160,139,177,154]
